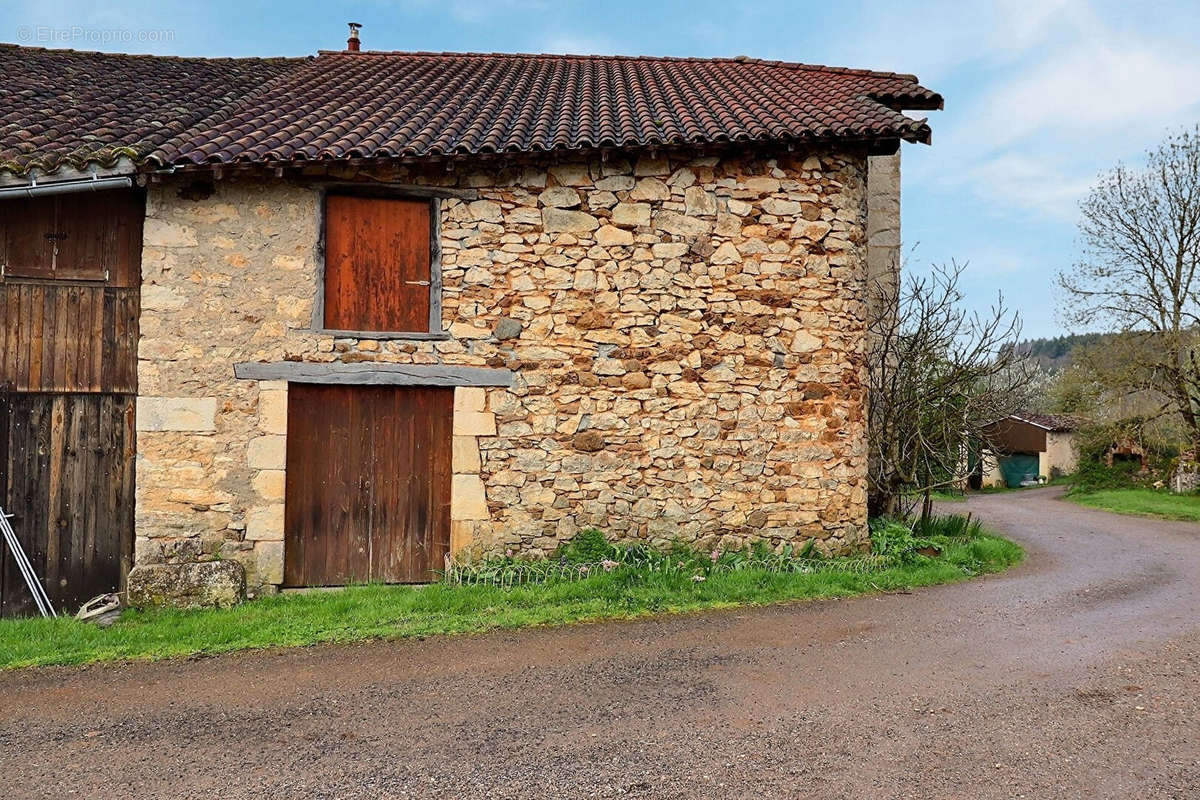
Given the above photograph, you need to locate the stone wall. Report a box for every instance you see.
[133,146,875,595]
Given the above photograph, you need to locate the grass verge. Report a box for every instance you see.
[1067,488,1200,522]
[0,531,1022,670]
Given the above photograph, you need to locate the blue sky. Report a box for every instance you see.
[7,0,1200,338]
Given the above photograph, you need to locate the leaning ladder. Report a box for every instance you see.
[0,505,56,618]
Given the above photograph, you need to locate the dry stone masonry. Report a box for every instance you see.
[132,146,882,597]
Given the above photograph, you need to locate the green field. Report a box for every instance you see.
[1068,488,1200,522]
[0,531,1022,670]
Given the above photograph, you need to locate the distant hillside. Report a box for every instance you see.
[1007,333,1112,372]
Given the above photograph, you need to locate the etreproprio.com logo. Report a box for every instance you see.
[16,25,176,45]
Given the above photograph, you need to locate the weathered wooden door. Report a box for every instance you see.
[284,384,452,586]
[0,188,141,617]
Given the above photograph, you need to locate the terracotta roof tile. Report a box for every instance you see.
[0,45,941,176]
[0,44,303,176]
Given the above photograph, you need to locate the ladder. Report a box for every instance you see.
[0,506,56,618]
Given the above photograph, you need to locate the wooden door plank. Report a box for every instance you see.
[427,387,454,578]
[347,388,374,583]
[52,285,69,392]
[15,284,31,391]
[368,387,408,582]
[0,392,10,616]
[39,286,57,390]
[43,395,64,597]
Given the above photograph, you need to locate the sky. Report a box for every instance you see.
[5,0,1200,339]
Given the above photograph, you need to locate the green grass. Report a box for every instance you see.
[0,532,1022,670]
[906,490,966,502]
[1067,488,1200,522]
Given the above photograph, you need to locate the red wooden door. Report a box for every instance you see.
[323,195,431,332]
[284,384,452,586]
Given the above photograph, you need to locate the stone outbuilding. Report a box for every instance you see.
[0,38,940,610]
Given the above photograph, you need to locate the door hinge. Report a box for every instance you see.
[405,280,430,287]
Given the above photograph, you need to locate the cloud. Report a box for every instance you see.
[912,9,1200,228]
[969,40,1200,150]
[957,153,1096,221]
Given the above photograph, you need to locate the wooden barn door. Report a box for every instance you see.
[284,384,452,587]
[0,188,141,617]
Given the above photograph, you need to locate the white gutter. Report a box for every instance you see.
[0,173,133,199]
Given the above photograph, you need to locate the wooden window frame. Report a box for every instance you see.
[311,186,446,339]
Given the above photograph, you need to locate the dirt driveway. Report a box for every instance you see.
[1,488,1197,799]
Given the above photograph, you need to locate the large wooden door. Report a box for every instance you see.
[0,394,135,616]
[0,187,141,617]
[284,384,452,586]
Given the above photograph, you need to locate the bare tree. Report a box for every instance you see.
[868,262,1034,518]
[1058,126,1200,447]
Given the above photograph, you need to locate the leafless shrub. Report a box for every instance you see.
[868,261,1035,518]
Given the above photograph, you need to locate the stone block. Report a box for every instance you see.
[247,435,287,470]
[256,541,285,585]
[451,475,489,520]
[653,210,710,239]
[468,199,503,222]
[711,242,742,264]
[127,561,245,609]
[246,504,285,541]
[594,175,634,191]
[684,186,717,216]
[454,410,496,436]
[137,397,218,433]
[549,163,591,186]
[634,157,670,176]
[595,225,634,246]
[141,284,187,311]
[454,387,487,412]
[252,470,286,502]
[493,317,523,340]
[791,330,822,352]
[611,202,651,227]
[143,218,198,248]
[453,435,482,473]
[542,208,599,233]
[538,187,581,208]
[630,177,670,200]
[258,389,288,434]
[450,520,475,557]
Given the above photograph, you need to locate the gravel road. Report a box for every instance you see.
[1,487,1197,799]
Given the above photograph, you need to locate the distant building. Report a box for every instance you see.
[978,414,1082,488]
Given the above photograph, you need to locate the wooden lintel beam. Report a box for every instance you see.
[234,361,514,387]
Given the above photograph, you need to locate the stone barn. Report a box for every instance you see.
[0,37,940,608]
